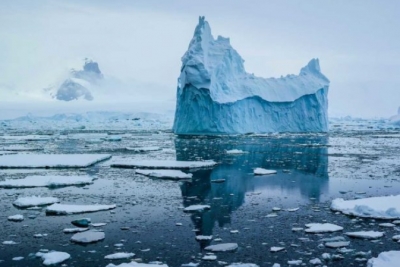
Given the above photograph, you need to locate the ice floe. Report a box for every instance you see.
[205,243,238,252]
[226,264,259,267]
[226,149,247,154]
[183,205,211,212]
[71,231,105,244]
[104,252,135,259]
[136,169,192,179]
[196,235,213,241]
[63,228,89,233]
[345,231,384,239]
[253,168,277,175]
[111,160,217,169]
[270,247,285,252]
[105,262,168,267]
[41,251,70,266]
[305,223,343,233]
[126,146,161,152]
[13,196,59,208]
[46,204,116,215]
[8,214,24,221]
[367,251,400,267]
[331,195,400,219]
[71,218,91,227]
[0,175,94,188]
[0,154,111,168]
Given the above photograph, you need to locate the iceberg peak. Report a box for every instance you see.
[173,17,330,134]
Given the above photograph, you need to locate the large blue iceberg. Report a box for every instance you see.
[173,17,330,135]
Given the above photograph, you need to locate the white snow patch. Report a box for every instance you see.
[46,204,116,215]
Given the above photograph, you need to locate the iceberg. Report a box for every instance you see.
[389,106,400,125]
[173,16,330,134]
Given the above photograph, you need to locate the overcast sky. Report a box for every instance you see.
[1,0,399,118]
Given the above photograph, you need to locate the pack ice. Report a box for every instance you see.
[173,16,330,134]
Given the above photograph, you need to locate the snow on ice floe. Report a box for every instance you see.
[41,251,70,266]
[253,168,277,175]
[205,243,238,252]
[104,252,135,259]
[226,149,247,154]
[0,175,94,188]
[183,205,211,212]
[105,262,168,267]
[331,195,400,219]
[46,204,116,215]
[305,223,343,233]
[126,146,162,152]
[0,154,111,168]
[136,169,192,179]
[70,231,105,244]
[8,214,24,221]
[367,251,400,267]
[63,228,89,233]
[345,231,384,239]
[13,196,59,208]
[173,16,329,134]
[111,160,217,169]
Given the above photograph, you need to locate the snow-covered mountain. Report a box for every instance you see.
[173,16,330,134]
[45,59,103,101]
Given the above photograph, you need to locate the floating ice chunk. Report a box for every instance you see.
[392,235,400,241]
[136,169,192,179]
[226,149,247,154]
[287,208,299,212]
[111,160,217,169]
[305,223,343,233]
[181,263,199,267]
[195,235,213,241]
[205,243,238,252]
[46,204,116,215]
[202,255,217,260]
[0,154,111,169]
[2,241,17,245]
[309,258,322,265]
[226,264,259,267]
[254,168,277,175]
[331,195,400,219]
[324,241,350,248]
[287,260,302,265]
[272,264,281,267]
[41,251,70,266]
[270,247,285,252]
[13,196,59,208]
[91,223,107,227]
[0,175,94,188]
[105,262,168,267]
[72,218,91,227]
[126,146,161,152]
[71,231,105,244]
[184,205,211,212]
[12,256,24,261]
[8,214,24,221]
[63,228,89,233]
[345,231,384,239]
[104,252,135,259]
[367,251,400,267]
[379,223,395,227]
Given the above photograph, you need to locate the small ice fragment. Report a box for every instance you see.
[254,168,277,175]
[183,205,210,212]
[8,214,24,222]
[104,252,135,259]
[205,243,238,252]
[70,231,105,244]
[41,251,70,266]
[305,223,343,233]
[270,247,285,252]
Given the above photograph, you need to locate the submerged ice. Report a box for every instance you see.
[173,16,330,134]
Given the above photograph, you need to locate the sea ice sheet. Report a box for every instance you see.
[46,203,116,215]
[0,175,94,188]
[0,154,111,168]
[331,195,400,219]
[367,251,400,267]
[111,160,217,169]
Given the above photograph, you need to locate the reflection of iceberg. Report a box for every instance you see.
[176,135,329,244]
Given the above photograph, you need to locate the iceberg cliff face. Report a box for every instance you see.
[173,16,330,134]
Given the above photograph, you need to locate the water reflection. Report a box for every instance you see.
[175,135,329,248]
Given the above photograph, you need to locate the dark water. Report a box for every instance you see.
[0,130,399,266]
